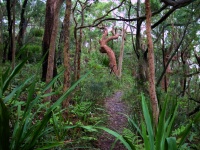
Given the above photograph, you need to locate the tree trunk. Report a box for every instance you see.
[11,0,16,69]
[77,29,82,80]
[17,0,28,58]
[6,0,13,61]
[44,0,64,101]
[73,1,86,81]
[134,0,148,91]
[57,23,64,66]
[145,0,159,126]
[181,51,189,96]
[62,0,72,109]
[99,27,120,75]
[118,22,126,78]
[41,0,63,82]
[0,13,2,64]
[2,43,8,63]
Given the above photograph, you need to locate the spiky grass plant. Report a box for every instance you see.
[0,60,91,150]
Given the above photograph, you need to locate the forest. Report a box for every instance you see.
[0,0,200,149]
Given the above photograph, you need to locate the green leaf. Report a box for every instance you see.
[178,111,200,147]
[22,112,53,150]
[81,125,98,132]
[141,121,150,150]
[166,100,178,137]
[166,137,177,150]
[141,94,154,150]
[52,111,60,140]
[156,97,168,150]
[3,60,27,93]
[0,99,9,150]
[3,76,34,103]
[63,125,78,130]
[25,81,36,112]
[22,71,91,149]
[35,141,65,150]
[126,115,142,137]
[95,126,133,150]
[123,136,136,150]
[41,91,59,98]
[47,71,92,114]
[2,68,10,84]
[42,70,64,93]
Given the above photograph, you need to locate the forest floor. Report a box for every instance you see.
[97,91,129,150]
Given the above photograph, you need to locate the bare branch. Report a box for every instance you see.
[156,21,189,86]
[76,4,167,30]
[161,0,196,6]
[93,0,125,24]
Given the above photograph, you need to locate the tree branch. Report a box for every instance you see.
[161,0,196,6]
[188,105,200,116]
[76,4,167,30]
[93,0,125,24]
[156,22,189,86]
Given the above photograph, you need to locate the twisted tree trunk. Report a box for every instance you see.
[99,27,120,75]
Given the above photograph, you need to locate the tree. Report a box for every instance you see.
[73,0,91,81]
[72,0,126,79]
[98,23,127,76]
[118,22,127,77]
[43,0,64,101]
[145,0,159,125]
[41,0,64,82]
[6,0,16,66]
[99,25,120,75]
[63,0,72,109]
[17,0,29,57]
[11,0,16,69]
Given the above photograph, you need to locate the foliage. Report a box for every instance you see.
[0,61,93,150]
[1,0,200,149]
[29,28,44,37]
[104,94,200,150]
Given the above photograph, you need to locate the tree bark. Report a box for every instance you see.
[17,0,28,58]
[135,0,148,91]
[99,27,120,75]
[57,23,64,66]
[63,0,72,109]
[44,0,64,101]
[118,22,126,78]
[6,0,13,61]
[11,0,16,69]
[73,1,87,81]
[0,4,3,44]
[0,6,2,64]
[41,0,63,82]
[145,0,159,126]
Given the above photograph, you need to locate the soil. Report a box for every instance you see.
[97,91,129,150]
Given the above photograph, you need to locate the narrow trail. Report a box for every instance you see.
[98,91,129,150]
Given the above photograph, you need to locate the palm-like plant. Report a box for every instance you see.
[123,94,200,150]
[0,60,90,150]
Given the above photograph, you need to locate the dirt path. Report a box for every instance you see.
[98,91,129,150]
